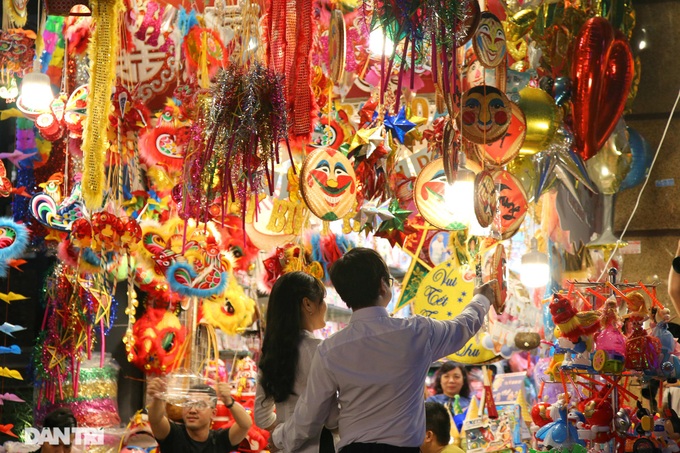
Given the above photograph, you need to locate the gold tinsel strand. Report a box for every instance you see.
[81,0,123,211]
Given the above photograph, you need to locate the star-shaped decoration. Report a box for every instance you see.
[534,134,596,205]
[447,312,453,317]
[383,107,416,144]
[348,126,381,153]
[377,199,412,233]
[354,199,394,232]
[404,110,428,147]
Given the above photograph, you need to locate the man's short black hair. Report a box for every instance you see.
[329,248,391,310]
[425,402,451,446]
[42,407,77,430]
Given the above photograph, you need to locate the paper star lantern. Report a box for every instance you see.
[354,199,394,232]
[384,107,416,144]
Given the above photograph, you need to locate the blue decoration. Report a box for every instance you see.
[620,127,653,191]
[166,262,228,298]
[0,219,29,278]
[383,107,415,144]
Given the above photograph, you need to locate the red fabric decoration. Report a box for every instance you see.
[264,0,317,145]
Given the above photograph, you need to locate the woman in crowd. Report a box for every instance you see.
[426,362,472,414]
[255,271,337,453]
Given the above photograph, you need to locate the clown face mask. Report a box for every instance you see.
[461,85,511,144]
[473,12,507,68]
[301,147,357,221]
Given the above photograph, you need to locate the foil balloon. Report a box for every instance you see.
[585,120,632,195]
[571,17,634,161]
[507,156,538,202]
[619,127,652,191]
[517,87,561,156]
[553,76,572,106]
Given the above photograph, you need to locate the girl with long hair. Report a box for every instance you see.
[255,271,337,453]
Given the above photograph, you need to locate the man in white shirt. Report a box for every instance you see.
[272,247,502,453]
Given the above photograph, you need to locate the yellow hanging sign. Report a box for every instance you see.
[413,259,498,364]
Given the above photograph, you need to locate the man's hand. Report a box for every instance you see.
[146,376,167,401]
[215,382,233,405]
[474,279,504,314]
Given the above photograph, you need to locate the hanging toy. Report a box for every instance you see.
[0,219,29,278]
[651,307,680,379]
[535,395,585,450]
[592,297,626,373]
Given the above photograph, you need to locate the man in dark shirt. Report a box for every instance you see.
[147,377,252,453]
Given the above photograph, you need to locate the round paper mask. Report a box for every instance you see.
[328,9,346,82]
[301,148,357,221]
[492,170,527,239]
[461,85,511,144]
[473,11,507,68]
[474,170,496,228]
[414,158,467,231]
[476,102,526,167]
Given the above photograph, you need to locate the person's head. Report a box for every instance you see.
[422,402,451,452]
[436,235,444,243]
[329,248,392,310]
[434,362,469,399]
[182,384,218,432]
[259,272,327,402]
[41,407,77,453]
[267,271,327,333]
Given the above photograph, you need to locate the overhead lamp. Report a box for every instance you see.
[368,28,394,58]
[520,237,550,288]
[17,71,54,119]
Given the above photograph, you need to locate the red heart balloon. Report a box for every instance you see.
[571,17,634,161]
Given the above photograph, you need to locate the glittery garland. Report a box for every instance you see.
[181,64,289,225]
[81,0,123,211]
[34,398,121,428]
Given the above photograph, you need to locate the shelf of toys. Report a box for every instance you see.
[528,269,680,453]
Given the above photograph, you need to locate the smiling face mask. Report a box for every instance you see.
[301,147,357,221]
[473,12,507,68]
[461,85,512,144]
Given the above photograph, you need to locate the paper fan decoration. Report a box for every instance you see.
[183,27,227,79]
[328,10,346,82]
[300,148,357,221]
[491,170,527,240]
[474,170,496,228]
[139,125,186,171]
[0,162,12,198]
[64,85,89,137]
